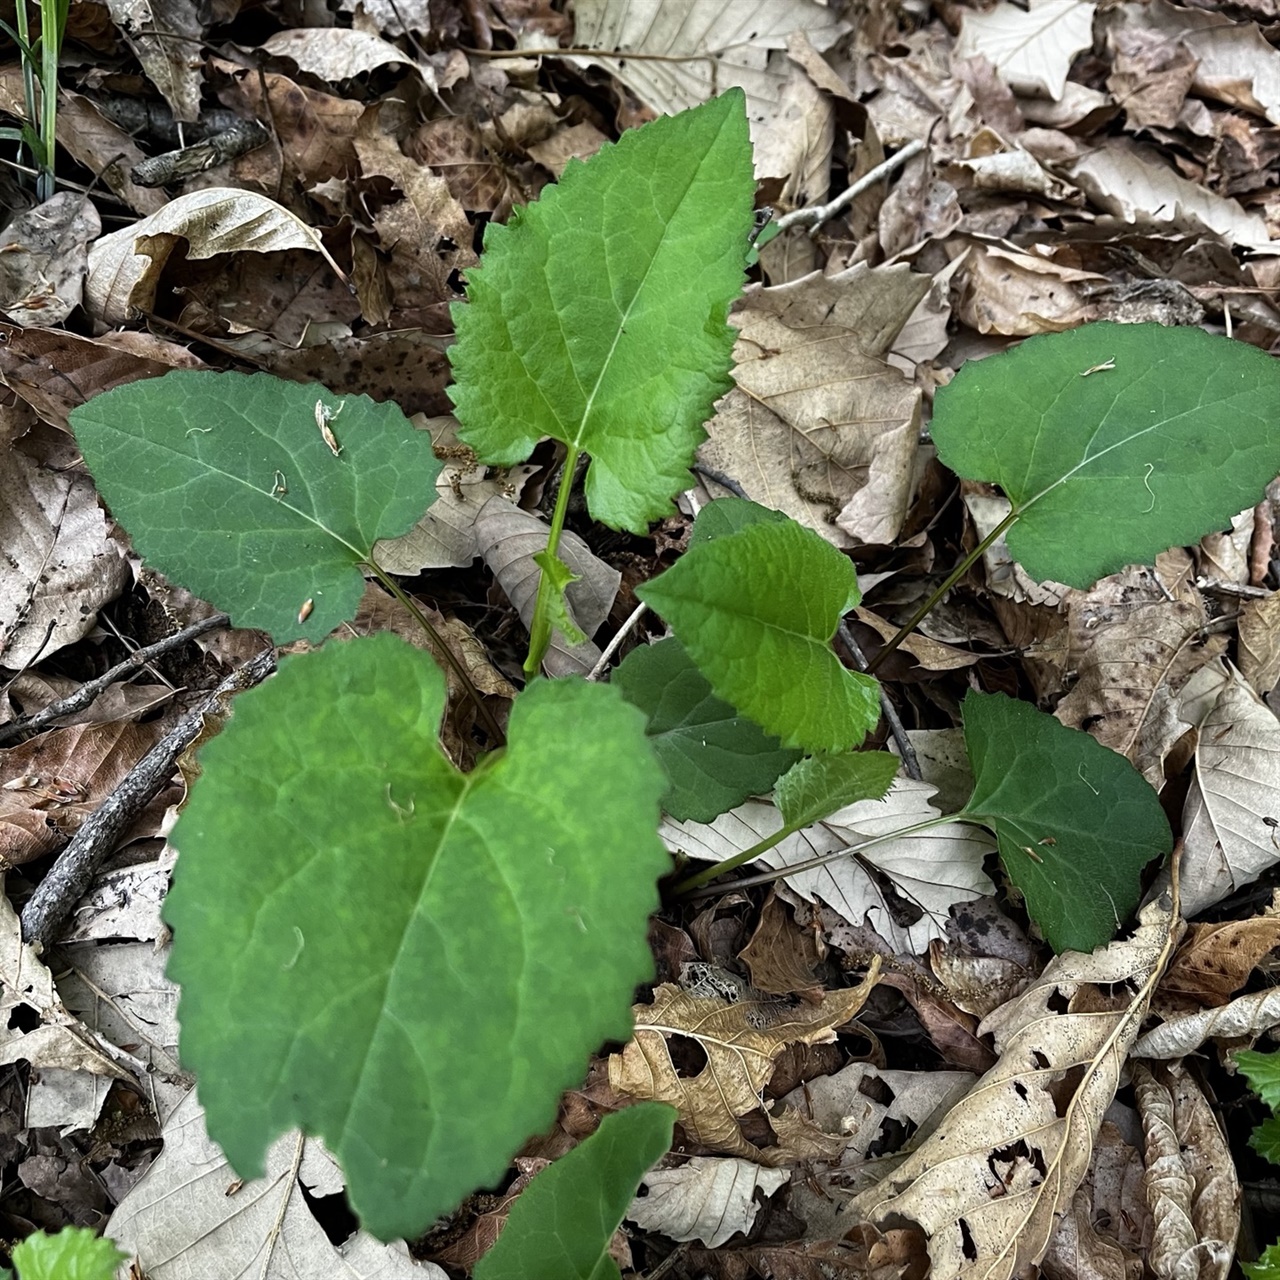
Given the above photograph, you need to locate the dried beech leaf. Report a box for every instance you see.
[609,966,878,1163]
[1132,988,1280,1059]
[849,897,1179,1280]
[627,1157,789,1248]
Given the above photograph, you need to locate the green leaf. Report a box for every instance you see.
[958,691,1171,953]
[1244,1244,1280,1280]
[613,636,800,821]
[1251,1114,1280,1164]
[689,496,789,545]
[636,515,880,753]
[70,371,442,642]
[8,1228,126,1280]
[164,632,669,1242]
[474,1103,675,1280]
[774,752,901,830]
[449,91,754,534]
[1238,1049,1280,1111]
[931,322,1280,587]
[533,549,587,647]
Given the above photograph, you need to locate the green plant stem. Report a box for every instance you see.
[38,0,64,201]
[523,445,580,677]
[864,506,1018,676]
[674,814,960,900]
[12,2,37,170]
[364,559,507,748]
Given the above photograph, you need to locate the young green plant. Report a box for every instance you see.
[67,89,1280,1255]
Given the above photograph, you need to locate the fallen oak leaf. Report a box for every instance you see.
[609,962,879,1163]
[848,896,1180,1280]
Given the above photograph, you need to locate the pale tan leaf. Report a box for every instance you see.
[261,28,422,81]
[1132,988,1280,1058]
[849,897,1179,1280]
[956,243,1101,336]
[1178,664,1280,916]
[1055,565,1225,789]
[663,779,996,955]
[608,969,878,1163]
[854,608,980,672]
[1132,1061,1238,1280]
[701,264,927,546]
[780,1060,976,1162]
[0,439,130,667]
[106,0,203,122]
[567,0,847,121]
[955,0,1097,101]
[109,1090,447,1278]
[85,189,344,326]
[0,193,99,326]
[0,889,128,1082]
[1066,139,1275,252]
[627,1157,789,1247]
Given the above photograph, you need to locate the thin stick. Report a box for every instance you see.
[0,613,231,746]
[587,602,648,681]
[777,138,926,236]
[838,622,922,780]
[20,647,276,951]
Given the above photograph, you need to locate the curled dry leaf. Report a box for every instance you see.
[85,189,345,326]
[1132,987,1280,1059]
[627,1157,789,1248]
[608,964,879,1164]
[1161,904,1280,1008]
[955,0,1097,100]
[1132,1061,1238,1280]
[848,897,1180,1280]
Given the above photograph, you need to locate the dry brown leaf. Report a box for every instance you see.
[690,1230,930,1280]
[701,264,927,546]
[849,896,1179,1280]
[1054,565,1226,789]
[928,940,1034,1018]
[853,607,979,672]
[1238,591,1280,696]
[955,243,1102,336]
[609,965,879,1163]
[1132,1061,1238,1280]
[85,188,344,326]
[955,0,1097,101]
[53,92,169,217]
[0,718,174,865]
[107,0,203,123]
[740,891,826,1000]
[0,434,130,667]
[1161,907,1280,1008]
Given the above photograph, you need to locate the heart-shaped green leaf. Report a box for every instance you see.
[774,751,901,830]
[613,636,800,821]
[448,91,754,533]
[474,1103,675,1280]
[164,632,668,1241]
[958,690,1171,953]
[70,371,442,642]
[931,322,1280,587]
[636,514,880,753]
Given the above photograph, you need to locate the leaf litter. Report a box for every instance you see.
[3,0,1280,1273]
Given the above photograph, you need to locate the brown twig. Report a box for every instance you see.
[838,622,923,780]
[20,647,276,951]
[0,613,231,746]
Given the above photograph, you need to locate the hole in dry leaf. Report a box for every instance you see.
[7,1004,40,1033]
[664,1034,709,1076]
[298,1177,359,1246]
[959,1216,977,1261]
[868,1115,916,1158]
[857,1075,895,1106]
